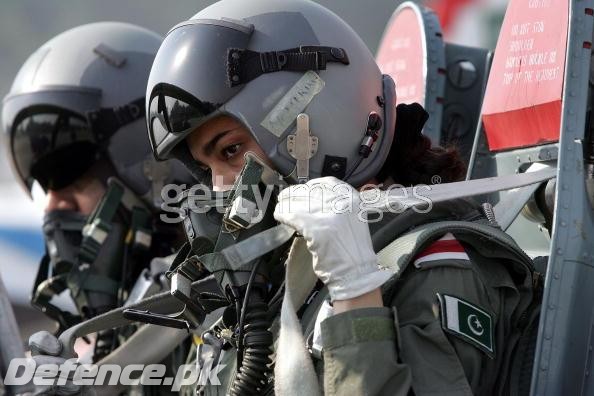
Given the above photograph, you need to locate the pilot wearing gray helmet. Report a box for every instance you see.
[146,0,540,395]
[2,22,194,394]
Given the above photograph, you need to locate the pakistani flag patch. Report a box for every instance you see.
[437,294,495,358]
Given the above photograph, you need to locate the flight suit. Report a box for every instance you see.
[195,201,536,396]
[315,239,533,396]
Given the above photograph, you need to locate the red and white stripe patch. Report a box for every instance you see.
[413,233,469,268]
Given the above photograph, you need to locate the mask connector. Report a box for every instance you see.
[225,196,261,230]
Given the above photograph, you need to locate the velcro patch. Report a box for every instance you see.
[437,294,495,358]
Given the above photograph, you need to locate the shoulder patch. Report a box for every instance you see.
[437,293,495,358]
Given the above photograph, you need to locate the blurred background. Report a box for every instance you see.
[0,0,507,339]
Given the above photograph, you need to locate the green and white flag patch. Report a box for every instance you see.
[437,294,495,358]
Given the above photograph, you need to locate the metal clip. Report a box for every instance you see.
[287,113,318,183]
[224,196,261,231]
[170,273,207,325]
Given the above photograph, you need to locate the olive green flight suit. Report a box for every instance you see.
[196,224,534,396]
[316,238,533,396]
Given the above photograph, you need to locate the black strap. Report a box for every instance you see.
[166,241,193,276]
[86,97,145,142]
[227,45,350,87]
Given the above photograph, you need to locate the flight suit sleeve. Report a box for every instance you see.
[320,307,412,396]
[320,260,509,396]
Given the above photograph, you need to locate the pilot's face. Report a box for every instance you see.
[186,116,272,191]
[44,171,105,215]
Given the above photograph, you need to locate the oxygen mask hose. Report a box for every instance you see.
[229,260,275,396]
[216,247,276,395]
[220,221,278,394]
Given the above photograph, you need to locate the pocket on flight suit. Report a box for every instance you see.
[399,320,474,396]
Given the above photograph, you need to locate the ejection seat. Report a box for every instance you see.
[376,1,491,165]
[465,0,594,394]
[464,0,562,257]
[379,0,594,393]
[376,1,552,255]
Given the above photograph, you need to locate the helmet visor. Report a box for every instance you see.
[148,84,220,148]
[11,106,99,191]
[147,19,254,160]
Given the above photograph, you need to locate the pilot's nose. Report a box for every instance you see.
[210,167,239,192]
[44,189,78,213]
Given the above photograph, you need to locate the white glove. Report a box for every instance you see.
[274,176,391,301]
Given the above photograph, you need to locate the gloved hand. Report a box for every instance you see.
[29,331,93,396]
[274,176,391,301]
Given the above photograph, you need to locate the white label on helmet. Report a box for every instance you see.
[260,71,325,137]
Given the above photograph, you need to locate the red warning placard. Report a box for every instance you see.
[481,0,569,151]
[376,6,426,105]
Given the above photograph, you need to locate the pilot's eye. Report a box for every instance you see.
[222,143,242,160]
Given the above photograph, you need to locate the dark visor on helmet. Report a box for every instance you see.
[5,91,146,192]
[11,106,99,191]
[148,83,220,146]
[147,19,254,160]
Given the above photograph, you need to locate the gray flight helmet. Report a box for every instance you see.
[146,0,396,187]
[2,22,191,209]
